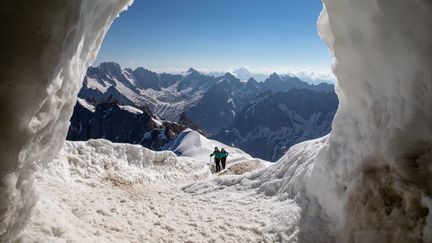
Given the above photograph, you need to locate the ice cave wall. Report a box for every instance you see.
[0,0,132,241]
[311,1,432,242]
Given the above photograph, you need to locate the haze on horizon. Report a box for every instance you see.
[95,0,332,78]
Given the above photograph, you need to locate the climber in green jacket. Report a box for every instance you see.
[210,147,222,173]
[220,148,229,170]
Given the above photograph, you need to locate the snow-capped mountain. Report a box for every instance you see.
[231,67,269,82]
[212,89,338,161]
[67,98,198,150]
[209,67,332,83]
[78,62,217,121]
[185,72,334,134]
[73,63,338,159]
[78,63,334,127]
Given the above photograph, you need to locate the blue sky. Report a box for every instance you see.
[95,0,331,74]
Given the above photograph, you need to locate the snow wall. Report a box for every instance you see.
[0,0,132,241]
[310,1,432,242]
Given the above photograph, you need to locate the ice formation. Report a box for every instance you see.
[309,1,432,241]
[0,0,132,241]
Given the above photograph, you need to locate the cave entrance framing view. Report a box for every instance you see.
[1,0,432,242]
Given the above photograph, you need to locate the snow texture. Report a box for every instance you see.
[0,1,132,241]
[21,139,300,242]
[183,136,333,242]
[77,98,96,112]
[118,105,143,115]
[306,1,432,241]
[80,65,210,121]
[164,129,264,166]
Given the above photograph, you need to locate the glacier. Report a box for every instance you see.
[1,0,432,242]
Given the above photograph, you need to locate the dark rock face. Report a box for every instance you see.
[67,100,198,150]
[261,73,334,93]
[178,112,203,134]
[67,101,95,141]
[186,81,235,134]
[132,67,161,91]
[185,73,260,134]
[185,72,335,135]
[212,89,339,161]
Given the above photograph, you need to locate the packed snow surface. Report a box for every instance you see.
[22,139,302,242]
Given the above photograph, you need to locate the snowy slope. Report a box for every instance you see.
[183,136,332,242]
[79,63,215,121]
[77,98,96,112]
[163,129,264,165]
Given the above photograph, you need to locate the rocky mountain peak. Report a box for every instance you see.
[99,62,122,76]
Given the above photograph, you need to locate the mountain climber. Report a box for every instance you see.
[210,147,221,173]
[220,148,229,170]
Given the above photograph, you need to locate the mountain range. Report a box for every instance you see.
[71,62,338,161]
[207,67,336,84]
[212,89,338,161]
[78,62,333,132]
